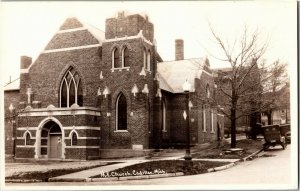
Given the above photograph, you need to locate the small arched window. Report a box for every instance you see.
[113,48,121,68]
[60,67,83,107]
[143,47,147,69]
[122,47,130,67]
[206,84,210,98]
[162,100,167,132]
[116,93,127,131]
[25,132,31,146]
[71,132,78,146]
[147,50,151,71]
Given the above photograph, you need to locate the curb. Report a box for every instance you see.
[207,162,235,172]
[240,148,264,162]
[49,172,184,182]
[206,148,264,173]
[5,179,43,183]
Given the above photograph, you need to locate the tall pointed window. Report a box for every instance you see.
[116,93,127,131]
[143,47,147,69]
[147,50,151,71]
[60,67,83,107]
[122,47,130,67]
[162,100,167,132]
[203,105,207,132]
[113,48,121,68]
[25,132,31,146]
[71,132,78,146]
[206,84,210,98]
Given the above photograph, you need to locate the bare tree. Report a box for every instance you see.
[208,25,269,148]
[261,60,289,125]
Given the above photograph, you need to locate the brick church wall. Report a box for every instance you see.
[99,35,155,149]
[20,47,102,108]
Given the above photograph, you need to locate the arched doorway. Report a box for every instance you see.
[37,119,64,159]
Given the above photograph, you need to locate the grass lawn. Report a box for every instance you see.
[92,160,230,178]
[192,138,264,159]
[5,162,118,181]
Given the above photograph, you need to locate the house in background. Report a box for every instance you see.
[4,11,224,160]
[261,83,290,125]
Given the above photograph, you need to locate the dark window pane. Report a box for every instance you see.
[74,72,80,84]
[26,133,30,145]
[147,50,151,71]
[77,80,83,106]
[61,80,68,107]
[72,133,77,146]
[124,47,130,67]
[144,48,147,69]
[117,94,127,130]
[69,80,76,106]
[114,49,121,68]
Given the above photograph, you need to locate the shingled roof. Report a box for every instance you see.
[157,58,210,93]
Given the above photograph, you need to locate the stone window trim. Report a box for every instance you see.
[56,63,86,96]
[70,130,78,146]
[59,67,83,108]
[115,93,128,131]
[202,105,207,133]
[24,130,32,146]
[206,84,210,98]
[111,45,131,71]
[114,130,129,133]
[143,47,151,72]
[162,99,167,132]
[122,46,130,67]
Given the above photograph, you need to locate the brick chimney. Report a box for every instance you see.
[20,56,32,69]
[175,39,184,60]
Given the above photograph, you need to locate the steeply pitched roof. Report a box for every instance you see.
[157,58,209,93]
[4,78,20,91]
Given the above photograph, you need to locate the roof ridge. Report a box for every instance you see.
[158,57,204,63]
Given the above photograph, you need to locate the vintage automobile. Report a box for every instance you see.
[262,125,286,150]
[279,124,291,144]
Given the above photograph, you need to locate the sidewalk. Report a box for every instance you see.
[49,151,241,182]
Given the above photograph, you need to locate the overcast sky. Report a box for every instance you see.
[0,1,297,86]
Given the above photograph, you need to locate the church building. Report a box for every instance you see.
[4,11,224,160]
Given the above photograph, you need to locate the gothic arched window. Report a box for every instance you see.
[147,50,151,71]
[116,93,127,131]
[122,46,130,67]
[162,100,167,132]
[60,67,83,107]
[113,48,121,68]
[206,84,210,98]
[71,132,78,146]
[143,47,147,69]
[25,132,31,146]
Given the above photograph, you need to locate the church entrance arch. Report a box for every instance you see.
[35,118,65,159]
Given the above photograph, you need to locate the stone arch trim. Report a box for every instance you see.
[68,129,79,139]
[56,62,87,101]
[111,87,131,111]
[35,117,66,159]
[109,43,120,52]
[120,42,133,51]
[111,88,131,132]
[23,130,33,138]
